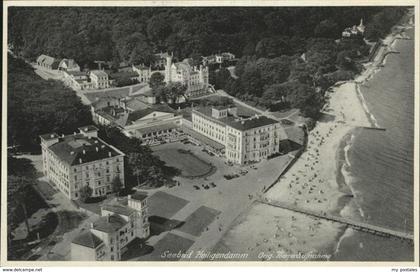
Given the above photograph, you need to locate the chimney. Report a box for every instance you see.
[96,147,99,152]
[83,149,86,155]
[108,152,112,157]
[61,134,65,138]
[74,132,77,135]
[90,222,94,229]
[70,151,75,155]
[50,134,55,138]
[101,145,105,149]
[79,158,83,164]
[128,195,131,200]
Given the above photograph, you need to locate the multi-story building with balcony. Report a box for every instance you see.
[191,106,287,164]
[90,70,110,89]
[40,125,125,200]
[71,192,150,261]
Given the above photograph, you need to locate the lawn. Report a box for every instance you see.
[147,191,189,219]
[139,233,194,261]
[153,148,214,178]
[178,206,221,237]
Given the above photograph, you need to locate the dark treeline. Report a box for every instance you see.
[8,7,406,124]
[7,55,92,150]
[8,7,405,67]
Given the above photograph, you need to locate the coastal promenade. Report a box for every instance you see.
[256,197,414,243]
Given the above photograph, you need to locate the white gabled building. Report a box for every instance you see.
[165,56,209,97]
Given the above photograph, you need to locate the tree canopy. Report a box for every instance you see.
[7,54,92,151]
[8,7,405,68]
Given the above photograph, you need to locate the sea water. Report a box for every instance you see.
[332,27,415,261]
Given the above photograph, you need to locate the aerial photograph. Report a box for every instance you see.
[3,3,417,265]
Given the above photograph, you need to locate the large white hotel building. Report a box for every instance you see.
[40,125,125,200]
[191,106,287,164]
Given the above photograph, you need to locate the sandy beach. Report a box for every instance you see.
[212,81,372,261]
[211,10,416,258]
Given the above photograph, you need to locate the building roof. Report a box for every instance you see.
[37,54,56,65]
[92,214,128,233]
[102,203,136,217]
[228,115,279,131]
[78,125,99,133]
[193,106,279,131]
[126,104,175,124]
[47,134,123,166]
[90,70,108,77]
[39,132,59,141]
[110,71,139,78]
[59,58,80,69]
[130,192,148,201]
[136,123,177,135]
[72,231,104,249]
[66,70,86,77]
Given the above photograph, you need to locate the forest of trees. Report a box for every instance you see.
[7,7,406,133]
[8,7,405,68]
[7,55,92,151]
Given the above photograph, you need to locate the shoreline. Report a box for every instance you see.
[328,8,415,255]
[211,10,415,259]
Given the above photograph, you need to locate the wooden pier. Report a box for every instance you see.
[256,197,414,243]
[358,126,386,131]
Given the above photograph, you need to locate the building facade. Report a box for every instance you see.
[165,56,209,97]
[36,54,60,70]
[71,192,150,261]
[191,106,287,164]
[40,126,125,200]
[132,64,152,83]
[90,70,110,89]
[58,58,81,72]
[90,97,183,144]
[63,70,94,91]
[342,19,365,38]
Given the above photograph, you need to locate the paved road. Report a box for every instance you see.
[133,142,295,261]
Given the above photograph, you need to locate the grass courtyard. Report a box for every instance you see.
[152,147,215,178]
